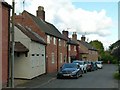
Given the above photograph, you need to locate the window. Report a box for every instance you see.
[31,54,35,56]
[51,53,54,64]
[68,45,71,51]
[59,39,61,46]
[47,35,50,44]
[36,54,39,56]
[64,41,66,47]
[74,46,76,51]
[60,53,62,63]
[53,37,56,45]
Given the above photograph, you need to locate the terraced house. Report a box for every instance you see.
[10,23,46,79]
[14,6,67,73]
[78,35,98,61]
[62,31,79,63]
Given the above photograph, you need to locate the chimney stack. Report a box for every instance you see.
[36,6,45,21]
[62,30,69,38]
[72,32,77,41]
[81,35,86,42]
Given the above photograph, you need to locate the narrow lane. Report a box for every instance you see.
[38,64,118,88]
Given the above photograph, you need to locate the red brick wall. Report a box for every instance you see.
[58,39,67,69]
[46,36,57,73]
[14,12,46,39]
[2,4,9,87]
[70,45,77,56]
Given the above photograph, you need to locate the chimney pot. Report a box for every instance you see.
[62,30,69,38]
[36,6,45,21]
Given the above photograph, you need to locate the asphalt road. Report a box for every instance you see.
[38,64,119,88]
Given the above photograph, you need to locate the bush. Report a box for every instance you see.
[114,72,120,80]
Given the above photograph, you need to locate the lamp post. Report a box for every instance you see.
[11,0,15,88]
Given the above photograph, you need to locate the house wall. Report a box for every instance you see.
[2,3,10,87]
[46,35,57,73]
[87,50,98,61]
[0,3,2,89]
[12,25,46,79]
[14,12,46,39]
[78,42,88,60]
[58,39,67,69]
[14,13,67,73]
[79,42,98,61]
[29,42,46,78]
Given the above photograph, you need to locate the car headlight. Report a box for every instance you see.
[72,70,77,74]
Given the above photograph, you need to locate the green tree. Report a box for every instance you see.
[89,40,105,60]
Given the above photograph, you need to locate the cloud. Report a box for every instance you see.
[5,0,114,48]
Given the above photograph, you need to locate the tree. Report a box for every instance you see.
[89,40,104,60]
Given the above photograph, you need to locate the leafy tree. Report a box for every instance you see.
[89,40,105,60]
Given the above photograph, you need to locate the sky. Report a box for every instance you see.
[4,0,119,50]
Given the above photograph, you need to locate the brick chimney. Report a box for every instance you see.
[62,30,69,38]
[81,35,86,42]
[72,32,77,41]
[36,6,45,21]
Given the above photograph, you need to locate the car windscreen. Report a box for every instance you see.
[73,62,84,65]
[62,64,77,69]
[96,62,102,64]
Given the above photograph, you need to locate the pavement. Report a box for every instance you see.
[14,72,57,88]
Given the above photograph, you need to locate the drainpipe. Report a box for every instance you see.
[7,6,11,87]
[67,44,68,63]
[57,38,59,71]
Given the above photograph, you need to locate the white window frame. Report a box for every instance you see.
[53,37,56,45]
[59,39,61,46]
[74,46,76,51]
[51,52,54,64]
[47,35,50,44]
[64,41,66,47]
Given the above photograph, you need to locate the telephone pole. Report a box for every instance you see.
[11,0,15,88]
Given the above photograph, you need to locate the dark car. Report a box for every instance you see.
[86,61,94,71]
[57,63,82,79]
[93,62,98,70]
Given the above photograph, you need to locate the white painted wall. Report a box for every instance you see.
[11,25,46,79]
[0,2,2,89]
[29,42,46,78]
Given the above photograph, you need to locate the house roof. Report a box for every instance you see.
[46,22,67,40]
[67,38,79,46]
[79,49,88,54]
[15,23,47,45]
[24,10,67,40]
[10,42,29,53]
[79,41,97,51]
[2,2,12,8]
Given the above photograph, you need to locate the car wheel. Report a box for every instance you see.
[75,73,79,79]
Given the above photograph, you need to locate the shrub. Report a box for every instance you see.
[114,72,120,80]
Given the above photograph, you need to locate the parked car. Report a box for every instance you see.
[96,61,103,69]
[86,61,94,71]
[93,62,98,70]
[72,60,87,73]
[57,63,82,79]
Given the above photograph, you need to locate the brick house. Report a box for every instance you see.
[78,35,98,61]
[14,6,67,73]
[1,2,11,87]
[70,32,98,61]
[10,23,46,79]
[62,31,79,63]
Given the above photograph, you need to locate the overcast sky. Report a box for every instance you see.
[5,0,119,50]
